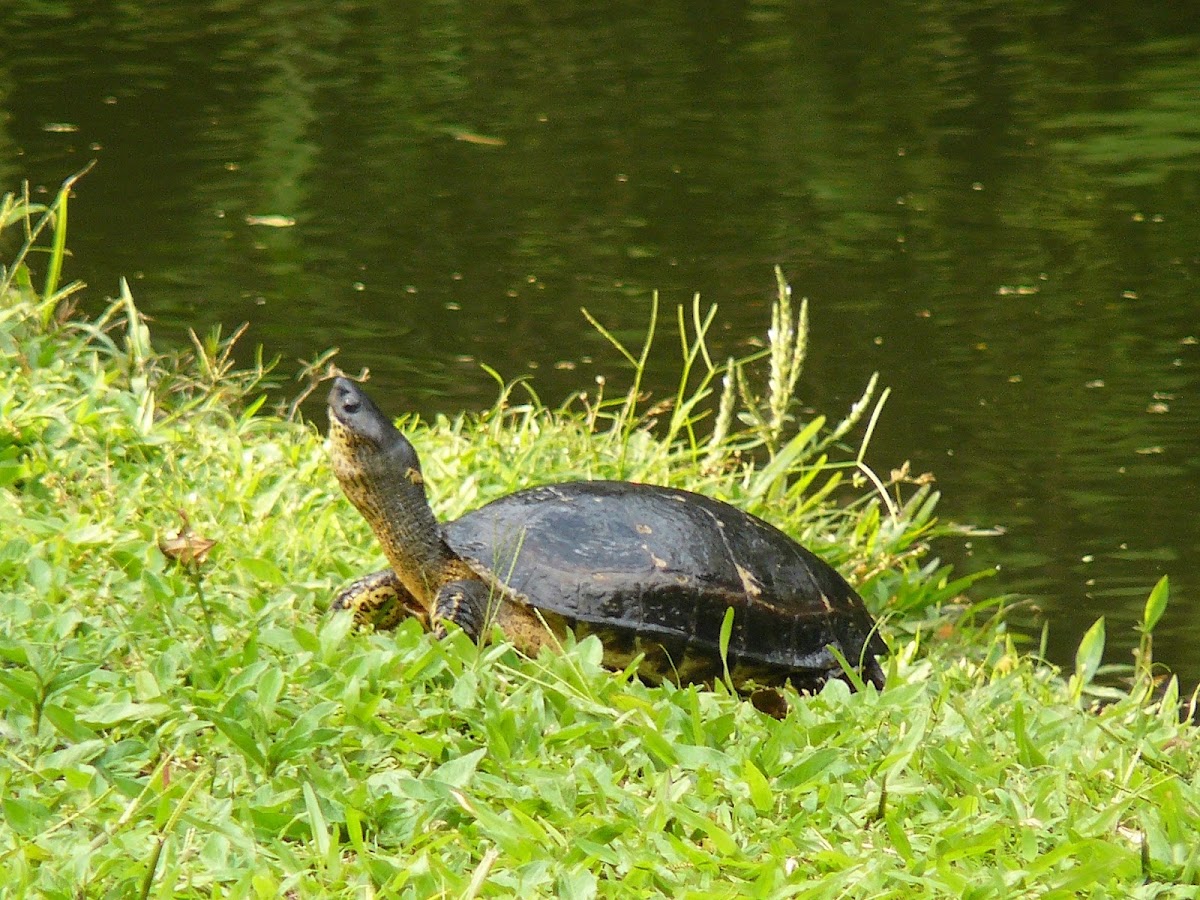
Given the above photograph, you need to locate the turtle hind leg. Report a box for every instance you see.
[333,569,428,631]
[432,579,494,643]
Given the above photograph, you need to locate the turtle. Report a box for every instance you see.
[327,376,887,692]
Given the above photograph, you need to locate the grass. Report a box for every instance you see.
[1,180,1198,898]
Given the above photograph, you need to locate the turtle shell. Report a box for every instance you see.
[442,480,886,689]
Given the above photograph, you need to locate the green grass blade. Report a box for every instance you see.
[1142,575,1169,633]
[39,162,95,327]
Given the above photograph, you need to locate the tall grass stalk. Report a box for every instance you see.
[0,164,93,327]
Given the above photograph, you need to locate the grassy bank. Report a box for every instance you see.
[1,185,1198,898]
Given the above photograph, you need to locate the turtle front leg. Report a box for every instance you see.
[333,569,429,631]
[432,579,494,643]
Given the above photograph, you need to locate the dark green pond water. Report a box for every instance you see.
[4,2,1198,686]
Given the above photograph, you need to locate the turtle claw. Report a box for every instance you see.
[432,579,491,643]
[333,569,428,631]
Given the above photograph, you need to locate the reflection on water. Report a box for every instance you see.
[3,1,1199,684]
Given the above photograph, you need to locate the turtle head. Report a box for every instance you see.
[331,374,420,460]
[327,377,422,485]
